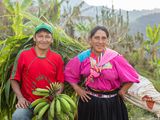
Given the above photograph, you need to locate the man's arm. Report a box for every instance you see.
[11,80,30,108]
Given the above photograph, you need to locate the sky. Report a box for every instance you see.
[83,0,160,11]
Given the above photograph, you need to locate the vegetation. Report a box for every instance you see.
[0,0,160,120]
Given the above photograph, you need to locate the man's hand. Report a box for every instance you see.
[56,83,64,95]
[11,80,30,108]
[16,97,30,109]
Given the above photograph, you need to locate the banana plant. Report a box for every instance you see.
[61,1,93,38]
[35,0,65,24]
[3,0,32,36]
[0,35,31,119]
[144,24,160,62]
[0,1,32,118]
[74,23,93,40]
[143,24,160,79]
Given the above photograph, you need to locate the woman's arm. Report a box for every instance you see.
[118,82,133,96]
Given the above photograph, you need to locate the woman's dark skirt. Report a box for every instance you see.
[78,88,128,120]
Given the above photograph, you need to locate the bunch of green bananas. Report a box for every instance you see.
[46,82,61,96]
[31,82,77,120]
[32,88,50,97]
[49,94,76,120]
[30,98,50,120]
[32,82,61,97]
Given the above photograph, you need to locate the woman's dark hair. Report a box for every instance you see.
[89,26,109,38]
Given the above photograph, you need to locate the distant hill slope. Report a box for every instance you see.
[122,9,160,22]
[129,13,160,38]
[61,0,160,37]
[62,0,160,21]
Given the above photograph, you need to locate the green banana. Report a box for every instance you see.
[68,112,74,120]
[54,82,61,90]
[56,111,67,120]
[37,103,49,120]
[32,91,49,97]
[50,98,55,118]
[30,98,46,108]
[59,94,76,110]
[61,112,69,120]
[46,86,51,91]
[34,101,48,114]
[48,109,53,120]
[55,98,61,115]
[50,82,61,91]
[49,83,54,91]
[35,88,49,93]
[58,97,71,113]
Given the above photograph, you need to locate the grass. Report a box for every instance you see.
[127,65,160,120]
[127,102,159,120]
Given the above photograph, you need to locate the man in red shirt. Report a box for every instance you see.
[10,23,64,120]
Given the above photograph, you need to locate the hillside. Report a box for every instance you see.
[61,0,160,37]
[129,13,160,37]
[61,0,160,22]
[122,8,160,22]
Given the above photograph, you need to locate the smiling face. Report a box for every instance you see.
[89,29,108,56]
[33,30,53,51]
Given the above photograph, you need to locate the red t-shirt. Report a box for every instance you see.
[10,47,64,102]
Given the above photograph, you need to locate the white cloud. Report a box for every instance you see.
[82,0,110,6]
[83,0,160,10]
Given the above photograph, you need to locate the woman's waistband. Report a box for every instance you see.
[86,86,119,94]
[86,87,119,98]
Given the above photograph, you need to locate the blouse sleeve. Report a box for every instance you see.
[113,55,140,83]
[64,56,81,83]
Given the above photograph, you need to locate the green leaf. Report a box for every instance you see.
[146,25,153,40]
[153,26,160,44]
[3,0,14,13]
[21,12,44,25]
[5,79,10,106]
[20,0,32,11]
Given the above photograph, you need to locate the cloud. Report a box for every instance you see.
[82,0,109,6]
[83,0,160,10]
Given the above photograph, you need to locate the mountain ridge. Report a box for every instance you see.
[61,0,160,36]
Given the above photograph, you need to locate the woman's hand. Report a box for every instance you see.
[118,89,126,97]
[71,83,91,102]
[76,87,91,102]
[16,97,30,109]
[118,89,127,101]
[119,83,133,98]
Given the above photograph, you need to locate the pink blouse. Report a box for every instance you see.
[64,49,139,91]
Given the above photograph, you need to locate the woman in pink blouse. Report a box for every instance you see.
[64,26,139,120]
